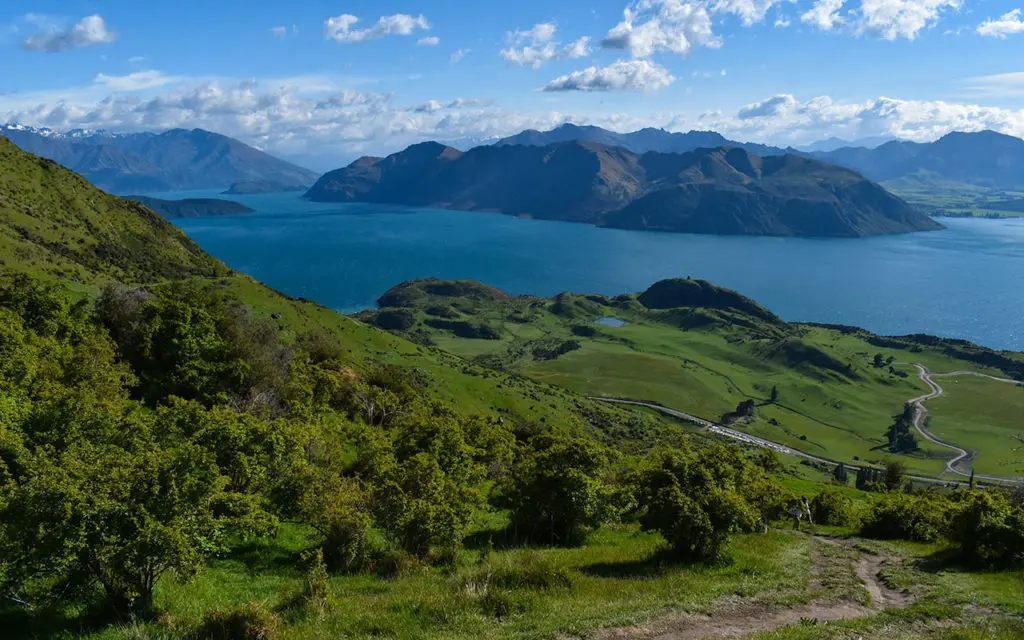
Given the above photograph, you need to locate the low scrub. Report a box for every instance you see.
[860,492,950,542]
[193,602,281,640]
[810,487,859,527]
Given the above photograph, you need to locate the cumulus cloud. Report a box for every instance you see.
[599,0,795,59]
[977,9,1024,38]
[500,23,592,68]
[21,14,116,52]
[543,60,675,92]
[801,0,846,30]
[324,13,429,44]
[94,71,180,91]
[856,0,960,40]
[775,16,792,26]
[450,48,471,63]
[271,26,288,38]
[601,0,720,57]
[9,74,1024,159]
[417,36,440,45]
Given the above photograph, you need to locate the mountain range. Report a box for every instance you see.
[304,140,942,237]
[495,123,789,158]
[0,124,318,194]
[493,124,1024,193]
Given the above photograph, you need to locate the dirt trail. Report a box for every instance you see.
[595,537,911,640]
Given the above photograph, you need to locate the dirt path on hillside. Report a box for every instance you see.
[594,537,911,640]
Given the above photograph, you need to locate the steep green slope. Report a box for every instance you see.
[358,278,1024,477]
[0,137,226,285]
[0,137,647,440]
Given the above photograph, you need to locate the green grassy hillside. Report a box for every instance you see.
[359,278,1024,478]
[0,138,225,286]
[2,140,1022,640]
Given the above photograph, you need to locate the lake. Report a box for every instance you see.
[164,190,1024,351]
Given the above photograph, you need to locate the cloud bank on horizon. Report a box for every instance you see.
[5,0,1024,159]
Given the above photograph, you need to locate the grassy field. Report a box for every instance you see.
[12,517,1023,640]
[359,280,1024,479]
[926,376,1024,477]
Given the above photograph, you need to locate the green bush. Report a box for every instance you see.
[860,492,950,542]
[194,602,281,640]
[634,446,767,561]
[810,487,859,527]
[949,491,1024,568]
[500,434,616,546]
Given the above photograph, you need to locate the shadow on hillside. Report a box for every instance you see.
[579,549,690,579]
[217,538,306,575]
[0,597,126,640]
[916,547,975,574]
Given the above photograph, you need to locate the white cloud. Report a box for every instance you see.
[801,0,846,29]
[324,13,429,44]
[710,0,783,25]
[10,72,1024,160]
[415,98,492,113]
[500,23,592,68]
[270,26,288,38]
[21,14,116,52]
[128,56,146,63]
[417,36,440,46]
[543,59,675,92]
[775,16,792,26]
[94,71,180,91]
[511,23,559,43]
[856,0,959,40]
[601,0,721,58]
[977,9,1024,38]
[450,48,471,63]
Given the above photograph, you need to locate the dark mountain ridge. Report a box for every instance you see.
[305,140,942,237]
[495,123,1024,192]
[813,130,1024,190]
[495,123,790,157]
[0,125,319,194]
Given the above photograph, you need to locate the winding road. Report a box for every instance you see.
[594,363,1023,485]
[908,364,1021,482]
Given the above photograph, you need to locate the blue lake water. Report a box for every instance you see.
[163,190,1024,351]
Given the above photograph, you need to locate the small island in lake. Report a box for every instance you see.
[127,195,255,219]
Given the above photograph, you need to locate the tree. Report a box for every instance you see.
[885,404,919,453]
[0,442,274,614]
[755,449,783,473]
[501,434,615,546]
[884,459,908,491]
[833,462,849,484]
[633,447,768,561]
[363,411,486,559]
[769,385,779,403]
[873,353,886,368]
[810,487,858,526]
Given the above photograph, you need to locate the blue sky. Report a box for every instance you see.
[4,0,1024,166]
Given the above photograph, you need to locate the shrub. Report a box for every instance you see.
[860,492,950,542]
[810,487,859,527]
[500,434,615,546]
[634,446,764,561]
[949,491,1024,568]
[194,602,280,640]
